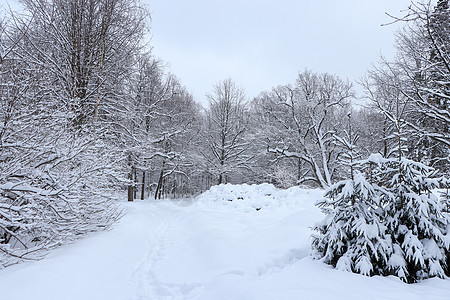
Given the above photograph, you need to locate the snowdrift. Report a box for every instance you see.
[195,183,324,212]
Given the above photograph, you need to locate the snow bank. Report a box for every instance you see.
[195,183,323,212]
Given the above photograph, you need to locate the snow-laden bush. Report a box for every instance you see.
[311,172,391,276]
[0,133,121,268]
[311,154,450,283]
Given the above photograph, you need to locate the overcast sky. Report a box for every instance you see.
[2,0,420,106]
[147,0,418,106]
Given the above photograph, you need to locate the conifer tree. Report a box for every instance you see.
[311,169,391,276]
[380,157,450,282]
[311,153,450,283]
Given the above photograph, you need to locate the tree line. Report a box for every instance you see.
[0,0,448,269]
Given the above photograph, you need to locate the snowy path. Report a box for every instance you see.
[0,187,449,300]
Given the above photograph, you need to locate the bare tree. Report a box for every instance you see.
[376,0,450,173]
[17,0,150,129]
[0,11,121,267]
[255,70,353,188]
[203,79,252,185]
[122,54,203,200]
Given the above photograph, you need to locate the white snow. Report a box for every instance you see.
[0,184,449,300]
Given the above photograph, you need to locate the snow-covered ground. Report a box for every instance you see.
[0,183,449,300]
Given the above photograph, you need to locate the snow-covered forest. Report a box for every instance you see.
[0,0,450,297]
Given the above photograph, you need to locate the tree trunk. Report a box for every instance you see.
[133,166,137,200]
[147,170,151,197]
[127,168,133,202]
[155,168,164,200]
[141,170,145,200]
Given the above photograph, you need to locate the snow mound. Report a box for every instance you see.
[195,183,323,212]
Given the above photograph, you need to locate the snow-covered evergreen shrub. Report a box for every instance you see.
[311,154,450,283]
[379,157,450,283]
[311,172,391,276]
